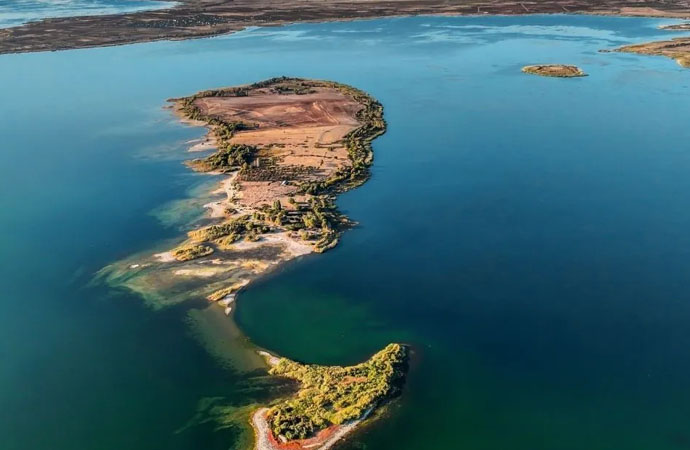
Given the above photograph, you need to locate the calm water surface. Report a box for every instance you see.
[0,0,177,28]
[1,15,690,450]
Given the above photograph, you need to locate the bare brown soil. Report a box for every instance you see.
[2,0,690,55]
[187,86,362,207]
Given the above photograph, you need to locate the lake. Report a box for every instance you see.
[1,14,689,450]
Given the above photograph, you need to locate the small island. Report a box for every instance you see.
[522,64,587,77]
[173,76,386,256]
[102,77,387,308]
[254,344,408,450]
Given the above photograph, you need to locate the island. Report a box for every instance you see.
[99,77,407,447]
[254,344,408,450]
[170,76,387,257]
[101,77,386,308]
[522,64,587,77]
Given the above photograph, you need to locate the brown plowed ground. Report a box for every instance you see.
[192,86,362,207]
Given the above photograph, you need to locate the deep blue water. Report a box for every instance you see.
[1,14,690,450]
[0,0,177,28]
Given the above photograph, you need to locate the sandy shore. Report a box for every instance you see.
[251,407,374,450]
[154,251,176,262]
[188,135,217,153]
[257,350,281,367]
[203,173,242,219]
[232,232,314,257]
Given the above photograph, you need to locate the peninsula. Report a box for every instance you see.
[616,36,690,67]
[100,77,406,447]
[614,19,690,68]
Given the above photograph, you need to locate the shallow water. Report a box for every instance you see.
[1,14,690,450]
[0,0,177,28]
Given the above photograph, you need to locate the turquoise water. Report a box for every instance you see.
[1,14,690,450]
[0,0,177,28]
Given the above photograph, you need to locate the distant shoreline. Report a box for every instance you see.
[1,1,689,57]
[0,0,178,30]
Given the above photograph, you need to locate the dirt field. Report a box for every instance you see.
[2,0,690,55]
[189,86,363,206]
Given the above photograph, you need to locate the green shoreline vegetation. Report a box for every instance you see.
[172,243,214,261]
[266,344,408,441]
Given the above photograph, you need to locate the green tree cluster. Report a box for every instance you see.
[171,244,214,261]
[267,344,407,441]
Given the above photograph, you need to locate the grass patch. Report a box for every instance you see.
[172,244,214,261]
